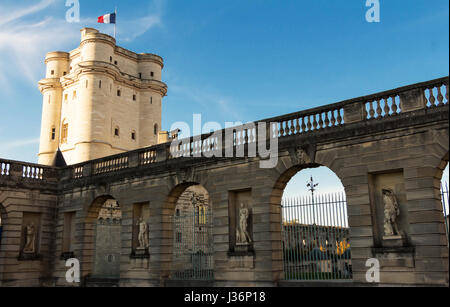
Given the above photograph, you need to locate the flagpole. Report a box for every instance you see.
[114,6,117,39]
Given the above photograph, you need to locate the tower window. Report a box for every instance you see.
[51,70,55,75]
[139,73,142,79]
[133,94,136,101]
[114,127,120,137]
[154,124,158,135]
[61,123,68,144]
[51,128,56,141]
[150,97,153,104]
[117,90,121,97]
[114,61,118,65]
[63,72,67,76]
[99,80,102,88]
[131,131,136,140]
[110,56,113,63]
[150,71,154,78]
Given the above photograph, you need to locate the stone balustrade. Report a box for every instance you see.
[0,159,58,182]
[2,76,448,183]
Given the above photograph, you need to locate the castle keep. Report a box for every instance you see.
[38,28,168,166]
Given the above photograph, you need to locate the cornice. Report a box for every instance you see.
[60,61,168,96]
[38,78,63,93]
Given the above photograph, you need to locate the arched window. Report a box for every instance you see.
[154,124,159,136]
[61,121,69,144]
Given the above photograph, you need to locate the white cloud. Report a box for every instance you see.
[0,0,56,27]
[0,1,80,88]
[0,1,164,90]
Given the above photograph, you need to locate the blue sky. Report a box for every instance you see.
[0,0,448,195]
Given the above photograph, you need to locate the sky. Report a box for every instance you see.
[0,0,448,195]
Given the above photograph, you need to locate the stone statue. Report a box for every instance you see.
[236,203,252,244]
[382,189,400,236]
[137,217,149,249]
[23,223,36,253]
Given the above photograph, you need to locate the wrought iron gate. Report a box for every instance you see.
[172,208,214,280]
[281,192,352,281]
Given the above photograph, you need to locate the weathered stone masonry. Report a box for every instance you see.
[0,77,448,287]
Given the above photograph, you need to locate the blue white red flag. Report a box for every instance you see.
[98,12,116,24]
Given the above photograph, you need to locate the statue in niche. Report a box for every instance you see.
[236,203,252,245]
[23,222,36,253]
[382,189,401,236]
[137,217,149,249]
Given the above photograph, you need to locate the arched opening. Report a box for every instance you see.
[274,164,352,281]
[0,203,6,285]
[162,183,213,282]
[436,152,449,245]
[0,203,4,251]
[82,196,122,285]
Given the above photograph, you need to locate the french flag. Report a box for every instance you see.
[98,12,116,24]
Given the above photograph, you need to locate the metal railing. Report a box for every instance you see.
[281,192,352,281]
[172,209,214,281]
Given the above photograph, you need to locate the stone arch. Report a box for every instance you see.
[0,202,6,286]
[80,195,120,282]
[160,182,213,281]
[270,161,351,281]
[435,151,449,243]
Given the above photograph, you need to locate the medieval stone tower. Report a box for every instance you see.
[38,28,168,166]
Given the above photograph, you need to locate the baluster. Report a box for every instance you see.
[301,117,306,133]
[363,102,368,119]
[445,83,449,104]
[307,115,312,131]
[384,97,390,116]
[376,99,382,118]
[428,88,436,107]
[312,114,318,130]
[318,113,324,129]
[295,118,300,134]
[437,85,444,106]
[337,109,343,125]
[279,121,285,137]
[330,111,336,126]
[391,95,398,115]
[324,112,330,128]
[368,101,375,119]
[290,119,295,135]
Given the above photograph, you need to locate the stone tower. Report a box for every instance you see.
[38,28,168,166]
